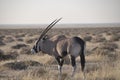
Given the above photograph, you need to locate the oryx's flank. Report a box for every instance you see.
[31,18,86,79]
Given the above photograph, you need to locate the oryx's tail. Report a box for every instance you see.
[80,41,86,72]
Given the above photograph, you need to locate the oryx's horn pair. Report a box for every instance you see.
[38,18,62,41]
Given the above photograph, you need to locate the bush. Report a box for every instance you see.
[12,44,28,49]
[0,50,18,61]
[24,37,37,44]
[91,42,118,61]
[15,33,26,38]
[83,36,92,41]
[0,40,5,46]
[99,42,118,51]
[109,34,120,41]
[0,35,5,40]
[92,48,109,55]
[4,60,41,70]
[19,47,31,55]
[16,38,23,41]
[92,36,106,43]
[3,36,14,43]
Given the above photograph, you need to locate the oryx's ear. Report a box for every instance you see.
[43,35,49,40]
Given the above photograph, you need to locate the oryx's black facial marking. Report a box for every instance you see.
[33,45,38,53]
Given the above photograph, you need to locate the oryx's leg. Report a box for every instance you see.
[71,55,76,77]
[56,57,64,75]
[80,53,85,71]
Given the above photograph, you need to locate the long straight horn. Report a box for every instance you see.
[42,18,62,37]
[38,19,57,40]
[39,18,62,40]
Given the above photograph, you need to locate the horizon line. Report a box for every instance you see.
[0,22,120,25]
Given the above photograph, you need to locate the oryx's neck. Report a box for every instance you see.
[41,39,55,55]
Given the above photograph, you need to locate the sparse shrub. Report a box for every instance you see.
[107,52,118,61]
[92,42,118,55]
[0,41,5,45]
[109,34,120,41]
[0,49,4,58]
[91,42,118,61]
[3,36,15,43]
[0,35,5,40]
[12,44,28,49]
[15,33,26,38]
[92,36,106,43]
[0,50,18,61]
[106,32,112,35]
[19,47,31,55]
[16,38,23,41]
[4,60,41,70]
[99,42,118,51]
[0,40,5,46]
[25,34,39,42]
[92,48,109,55]
[24,37,37,44]
[83,35,92,41]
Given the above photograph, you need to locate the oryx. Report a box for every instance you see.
[31,18,86,79]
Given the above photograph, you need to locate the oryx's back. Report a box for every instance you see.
[56,36,85,57]
[50,35,67,43]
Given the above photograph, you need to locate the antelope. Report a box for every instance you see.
[31,18,86,79]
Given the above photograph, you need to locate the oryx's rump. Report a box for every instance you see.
[56,36,85,58]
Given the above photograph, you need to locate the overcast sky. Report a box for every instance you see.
[0,0,120,24]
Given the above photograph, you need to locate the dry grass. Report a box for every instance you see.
[19,47,31,55]
[0,27,120,80]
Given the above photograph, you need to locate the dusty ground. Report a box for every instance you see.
[0,27,120,80]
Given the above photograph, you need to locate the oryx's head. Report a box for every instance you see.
[31,18,62,54]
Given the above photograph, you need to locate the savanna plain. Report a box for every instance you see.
[0,26,120,80]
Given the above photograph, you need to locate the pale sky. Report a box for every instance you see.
[0,0,120,24]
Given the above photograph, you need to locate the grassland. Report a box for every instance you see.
[0,27,120,80]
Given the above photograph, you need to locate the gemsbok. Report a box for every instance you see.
[31,18,86,79]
